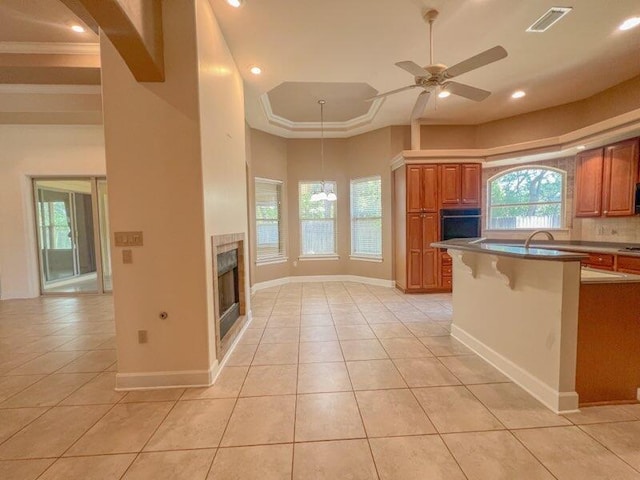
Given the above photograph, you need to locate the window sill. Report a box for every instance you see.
[256,257,288,266]
[349,255,383,263]
[298,255,340,261]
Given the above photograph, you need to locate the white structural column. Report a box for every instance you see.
[448,250,581,413]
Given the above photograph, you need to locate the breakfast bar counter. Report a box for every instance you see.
[432,238,640,413]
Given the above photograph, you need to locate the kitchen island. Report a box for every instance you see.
[432,239,640,413]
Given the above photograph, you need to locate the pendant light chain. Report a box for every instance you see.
[319,99,326,192]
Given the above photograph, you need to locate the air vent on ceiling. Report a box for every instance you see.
[526,7,572,33]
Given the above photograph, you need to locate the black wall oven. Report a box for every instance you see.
[440,208,482,240]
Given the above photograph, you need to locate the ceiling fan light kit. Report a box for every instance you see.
[370,9,508,121]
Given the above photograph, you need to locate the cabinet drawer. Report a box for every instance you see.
[441,276,452,288]
[617,255,640,274]
[441,265,452,276]
[582,253,614,267]
[441,252,452,265]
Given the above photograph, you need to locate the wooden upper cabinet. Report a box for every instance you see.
[440,164,461,205]
[575,148,604,217]
[575,139,639,218]
[461,164,481,206]
[407,166,423,213]
[421,165,438,212]
[406,165,438,212]
[602,139,639,217]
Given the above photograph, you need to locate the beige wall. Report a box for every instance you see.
[0,125,106,299]
[195,0,249,365]
[247,127,397,285]
[100,1,210,379]
[413,75,640,150]
[247,128,290,284]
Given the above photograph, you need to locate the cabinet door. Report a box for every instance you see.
[602,139,639,217]
[421,213,439,288]
[421,165,439,212]
[406,214,423,290]
[461,164,481,206]
[407,166,423,213]
[440,164,461,206]
[574,148,604,217]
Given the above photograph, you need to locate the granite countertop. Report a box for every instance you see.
[431,239,588,261]
[477,239,640,258]
[580,267,640,284]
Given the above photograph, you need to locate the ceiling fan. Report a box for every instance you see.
[369,9,508,120]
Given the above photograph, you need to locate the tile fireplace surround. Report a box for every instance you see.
[211,233,247,361]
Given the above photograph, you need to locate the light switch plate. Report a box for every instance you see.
[114,231,143,247]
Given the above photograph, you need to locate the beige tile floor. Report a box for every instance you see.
[0,283,639,479]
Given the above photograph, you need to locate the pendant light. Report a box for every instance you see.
[310,100,337,202]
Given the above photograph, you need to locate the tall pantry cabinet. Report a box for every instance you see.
[394,162,481,293]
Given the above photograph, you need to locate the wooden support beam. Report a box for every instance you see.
[60,0,164,82]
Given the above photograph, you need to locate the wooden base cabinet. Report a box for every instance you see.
[407,213,439,290]
[395,162,481,293]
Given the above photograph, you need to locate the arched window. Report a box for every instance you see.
[488,167,565,230]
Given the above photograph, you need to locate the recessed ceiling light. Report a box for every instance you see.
[71,25,85,33]
[511,90,526,99]
[438,90,451,98]
[226,0,243,7]
[576,145,586,150]
[619,17,640,31]
[250,66,262,75]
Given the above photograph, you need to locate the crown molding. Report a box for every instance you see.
[259,93,385,134]
[0,84,101,95]
[390,108,640,169]
[0,42,100,55]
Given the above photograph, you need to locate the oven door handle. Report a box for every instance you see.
[442,215,482,219]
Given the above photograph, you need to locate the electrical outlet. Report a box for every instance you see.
[138,330,148,344]
[122,249,133,264]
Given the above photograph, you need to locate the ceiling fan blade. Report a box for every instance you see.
[411,90,431,120]
[366,85,418,101]
[443,46,508,79]
[395,61,430,77]
[444,81,491,101]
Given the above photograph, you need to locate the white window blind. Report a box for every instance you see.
[350,176,382,258]
[299,181,337,256]
[255,178,284,262]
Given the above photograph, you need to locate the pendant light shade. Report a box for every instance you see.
[311,100,336,202]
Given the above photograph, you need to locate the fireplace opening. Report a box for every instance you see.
[217,248,240,341]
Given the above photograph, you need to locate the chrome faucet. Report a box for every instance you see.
[524,230,555,249]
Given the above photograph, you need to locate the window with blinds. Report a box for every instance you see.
[255,178,284,263]
[299,181,337,256]
[350,176,382,259]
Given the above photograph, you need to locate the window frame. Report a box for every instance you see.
[350,175,383,262]
[486,166,567,231]
[254,177,286,265]
[298,180,338,260]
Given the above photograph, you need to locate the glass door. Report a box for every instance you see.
[34,178,110,295]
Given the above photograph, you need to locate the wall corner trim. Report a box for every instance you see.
[115,310,254,391]
[451,324,579,414]
[250,275,395,294]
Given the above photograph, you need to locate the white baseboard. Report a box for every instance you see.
[115,311,253,391]
[451,324,579,414]
[251,275,395,294]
